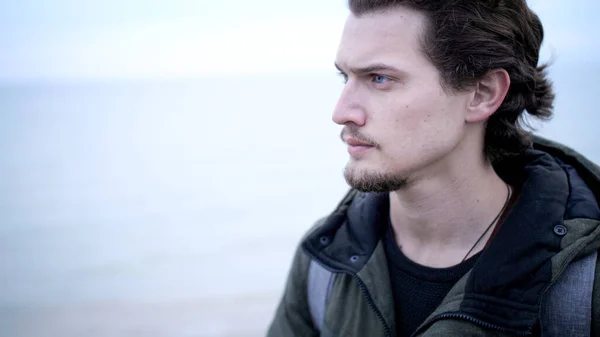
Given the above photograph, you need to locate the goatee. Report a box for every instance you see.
[344,165,408,192]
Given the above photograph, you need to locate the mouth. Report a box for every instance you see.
[345,137,373,147]
[345,137,375,156]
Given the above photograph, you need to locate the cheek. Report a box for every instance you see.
[392,99,444,135]
[409,90,463,131]
[384,97,464,155]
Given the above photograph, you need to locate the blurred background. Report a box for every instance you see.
[0,0,598,336]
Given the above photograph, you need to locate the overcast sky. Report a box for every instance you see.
[0,0,597,82]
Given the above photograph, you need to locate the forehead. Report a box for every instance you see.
[336,7,428,70]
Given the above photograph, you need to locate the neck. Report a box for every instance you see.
[389,148,510,268]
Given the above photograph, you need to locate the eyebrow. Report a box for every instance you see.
[334,62,403,75]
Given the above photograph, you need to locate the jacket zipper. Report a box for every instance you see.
[349,273,392,337]
[303,248,392,337]
[411,312,531,337]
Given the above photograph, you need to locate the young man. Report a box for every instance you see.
[268,1,600,336]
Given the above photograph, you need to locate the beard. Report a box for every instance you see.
[344,164,408,192]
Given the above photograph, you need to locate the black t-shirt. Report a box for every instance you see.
[383,220,480,336]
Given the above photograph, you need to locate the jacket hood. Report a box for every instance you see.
[302,136,600,333]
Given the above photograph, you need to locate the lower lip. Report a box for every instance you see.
[347,145,374,156]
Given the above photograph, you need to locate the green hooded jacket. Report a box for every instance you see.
[267,137,600,336]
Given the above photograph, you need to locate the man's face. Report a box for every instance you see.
[334,6,472,192]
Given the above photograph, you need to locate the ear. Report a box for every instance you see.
[466,69,511,123]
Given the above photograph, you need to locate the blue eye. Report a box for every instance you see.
[373,75,389,84]
[338,71,348,83]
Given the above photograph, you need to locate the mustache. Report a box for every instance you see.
[340,125,381,149]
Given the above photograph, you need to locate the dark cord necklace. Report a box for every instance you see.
[461,183,512,262]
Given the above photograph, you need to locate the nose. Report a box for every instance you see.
[332,83,367,126]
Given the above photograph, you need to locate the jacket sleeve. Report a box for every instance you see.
[592,248,600,336]
[266,241,319,337]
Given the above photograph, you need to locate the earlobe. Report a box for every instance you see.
[466,69,511,123]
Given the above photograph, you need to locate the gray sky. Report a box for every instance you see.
[0,0,597,82]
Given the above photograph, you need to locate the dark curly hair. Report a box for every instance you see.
[348,0,555,163]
